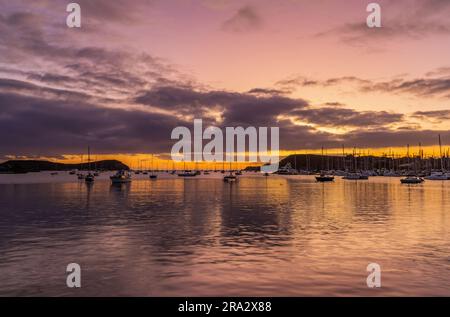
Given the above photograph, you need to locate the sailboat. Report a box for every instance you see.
[110,170,132,184]
[178,161,197,177]
[425,135,449,180]
[316,147,334,182]
[149,154,157,179]
[85,147,95,183]
[93,156,100,176]
[343,149,368,180]
[203,162,210,175]
[401,144,424,184]
[77,155,85,179]
[170,160,177,174]
[277,162,298,175]
[223,158,237,182]
[220,159,225,174]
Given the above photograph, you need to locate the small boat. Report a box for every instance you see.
[401,145,424,184]
[235,170,243,176]
[51,172,58,176]
[178,170,197,177]
[149,154,158,179]
[425,135,450,180]
[264,172,270,177]
[85,173,95,183]
[85,147,95,183]
[401,176,424,184]
[93,171,100,176]
[223,160,238,182]
[223,174,237,182]
[276,163,298,175]
[69,170,77,175]
[77,173,85,180]
[316,174,334,182]
[178,161,197,177]
[110,170,132,184]
[204,171,210,175]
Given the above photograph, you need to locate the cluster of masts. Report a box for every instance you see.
[70,135,450,185]
[278,135,450,184]
[70,148,250,184]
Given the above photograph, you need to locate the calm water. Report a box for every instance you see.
[0,172,449,296]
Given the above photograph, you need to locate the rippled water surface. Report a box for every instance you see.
[0,172,449,296]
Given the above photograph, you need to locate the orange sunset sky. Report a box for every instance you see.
[1,0,450,167]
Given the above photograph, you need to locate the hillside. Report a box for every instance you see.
[0,160,129,173]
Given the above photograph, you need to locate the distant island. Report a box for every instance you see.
[0,160,129,174]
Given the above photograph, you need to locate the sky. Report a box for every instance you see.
[1,0,450,164]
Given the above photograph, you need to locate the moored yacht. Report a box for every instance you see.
[223,160,237,182]
[85,173,95,183]
[401,176,424,184]
[316,173,334,182]
[276,163,298,175]
[178,170,197,177]
[85,146,95,183]
[110,170,132,184]
[149,154,158,179]
[223,174,237,182]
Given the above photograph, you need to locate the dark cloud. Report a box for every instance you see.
[361,78,450,98]
[346,129,450,148]
[276,74,450,99]
[0,91,184,156]
[0,0,153,24]
[0,8,182,107]
[0,77,416,156]
[221,5,263,32]
[425,67,450,77]
[135,85,308,126]
[74,0,153,23]
[412,110,450,122]
[247,88,287,96]
[290,107,404,128]
[324,102,345,107]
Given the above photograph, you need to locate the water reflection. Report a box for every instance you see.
[0,175,449,296]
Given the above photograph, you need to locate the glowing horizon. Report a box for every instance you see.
[1,0,450,160]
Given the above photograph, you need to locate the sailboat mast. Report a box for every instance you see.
[321,146,324,171]
[88,146,91,172]
[407,144,410,173]
[439,134,444,171]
